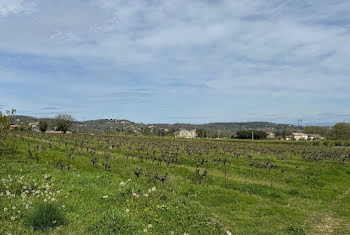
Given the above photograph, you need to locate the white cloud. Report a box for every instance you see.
[0,0,36,17]
[0,0,349,122]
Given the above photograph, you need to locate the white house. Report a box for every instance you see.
[175,129,197,138]
[266,132,276,139]
[292,133,308,140]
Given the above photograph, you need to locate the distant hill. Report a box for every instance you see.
[8,115,303,136]
[153,122,299,131]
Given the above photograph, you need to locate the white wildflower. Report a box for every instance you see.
[102,195,108,199]
[125,208,129,213]
[143,229,147,233]
[4,207,8,212]
[152,187,156,191]
[148,224,152,228]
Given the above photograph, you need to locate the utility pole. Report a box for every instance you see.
[252,131,254,140]
[298,119,303,128]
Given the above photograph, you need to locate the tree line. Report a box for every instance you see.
[2,110,350,140]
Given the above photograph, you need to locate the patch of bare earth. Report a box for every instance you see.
[313,215,341,234]
[311,189,350,235]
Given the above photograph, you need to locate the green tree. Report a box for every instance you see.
[236,130,267,140]
[332,123,350,139]
[141,126,152,136]
[155,128,166,137]
[0,111,10,141]
[305,126,330,137]
[39,120,48,133]
[55,114,74,133]
[236,130,251,139]
[196,128,207,138]
[275,129,293,138]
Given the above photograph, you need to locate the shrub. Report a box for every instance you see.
[39,120,48,132]
[25,202,65,231]
[286,225,306,234]
[334,140,342,146]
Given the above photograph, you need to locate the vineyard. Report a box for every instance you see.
[1,133,350,234]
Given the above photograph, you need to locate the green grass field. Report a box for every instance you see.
[1,133,350,234]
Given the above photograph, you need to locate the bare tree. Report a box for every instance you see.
[55,114,74,133]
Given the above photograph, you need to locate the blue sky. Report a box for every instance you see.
[0,0,349,125]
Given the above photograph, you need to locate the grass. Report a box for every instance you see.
[25,202,66,231]
[1,133,350,234]
[91,209,143,234]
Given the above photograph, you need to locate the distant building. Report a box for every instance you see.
[10,125,19,130]
[46,130,72,134]
[29,122,39,128]
[46,130,62,134]
[292,133,308,140]
[175,129,197,138]
[266,132,275,139]
[308,134,323,140]
[284,135,293,140]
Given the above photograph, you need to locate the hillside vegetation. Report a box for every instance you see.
[8,115,302,136]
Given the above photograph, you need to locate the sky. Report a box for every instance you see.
[0,0,349,125]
